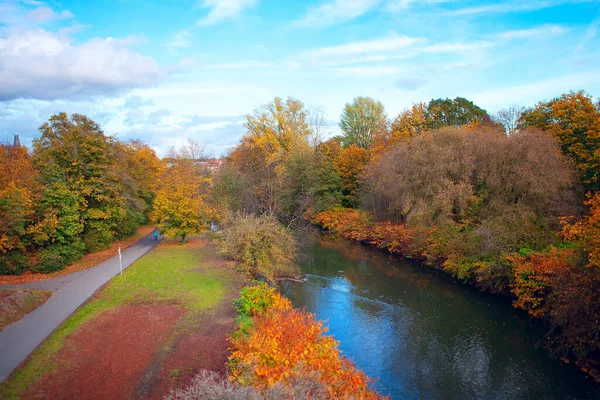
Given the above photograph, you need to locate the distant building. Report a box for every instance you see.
[197,159,224,171]
[162,157,224,172]
[13,132,21,147]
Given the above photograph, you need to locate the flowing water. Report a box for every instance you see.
[280,237,600,400]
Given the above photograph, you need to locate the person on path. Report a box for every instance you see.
[154,227,159,241]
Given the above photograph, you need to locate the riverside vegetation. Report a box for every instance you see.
[1,90,599,394]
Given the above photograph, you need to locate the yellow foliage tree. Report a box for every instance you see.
[152,140,214,241]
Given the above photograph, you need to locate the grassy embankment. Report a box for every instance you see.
[0,237,233,399]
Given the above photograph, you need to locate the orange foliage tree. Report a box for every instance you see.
[0,145,41,274]
[520,91,600,191]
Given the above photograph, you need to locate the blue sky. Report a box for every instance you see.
[1,0,599,156]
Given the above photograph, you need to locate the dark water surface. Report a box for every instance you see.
[281,237,600,400]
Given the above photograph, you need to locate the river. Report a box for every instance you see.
[280,237,600,400]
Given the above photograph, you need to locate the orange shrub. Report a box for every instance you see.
[229,307,386,399]
[509,249,572,318]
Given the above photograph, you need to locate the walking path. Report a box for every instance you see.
[0,233,161,383]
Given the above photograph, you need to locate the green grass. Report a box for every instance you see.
[0,240,228,399]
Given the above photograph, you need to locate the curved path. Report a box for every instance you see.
[0,232,161,383]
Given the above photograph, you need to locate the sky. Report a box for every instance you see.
[1,0,599,156]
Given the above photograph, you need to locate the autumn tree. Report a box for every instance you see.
[334,145,370,208]
[317,137,343,163]
[152,140,214,241]
[0,145,40,274]
[112,140,163,236]
[371,102,429,157]
[280,146,343,220]
[339,96,387,149]
[227,97,314,221]
[519,91,600,191]
[364,126,580,291]
[244,97,311,157]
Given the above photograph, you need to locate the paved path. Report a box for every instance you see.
[0,232,161,383]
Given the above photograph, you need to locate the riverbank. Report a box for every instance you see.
[312,208,600,383]
[282,236,600,399]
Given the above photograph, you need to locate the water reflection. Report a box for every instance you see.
[281,238,600,400]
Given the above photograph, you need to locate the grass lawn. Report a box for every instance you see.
[0,237,231,399]
[0,289,52,331]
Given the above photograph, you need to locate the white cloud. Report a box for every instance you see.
[303,35,421,58]
[167,30,192,49]
[27,6,57,22]
[573,13,600,55]
[471,71,600,110]
[197,0,258,26]
[298,34,491,68]
[26,6,74,23]
[294,0,382,28]
[326,65,401,76]
[447,0,592,16]
[198,61,273,69]
[385,0,454,12]
[494,24,569,40]
[0,29,165,101]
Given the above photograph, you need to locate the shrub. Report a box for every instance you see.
[232,283,292,337]
[83,227,113,253]
[233,283,292,318]
[228,284,386,399]
[32,243,85,273]
[229,308,385,399]
[164,369,329,400]
[0,251,27,275]
[34,247,66,273]
[220,214,299,282]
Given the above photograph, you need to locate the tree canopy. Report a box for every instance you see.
[339,96,387,149]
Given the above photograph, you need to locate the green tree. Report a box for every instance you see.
[426,97,489,129]
[33,113,127,261]
[339,96,387,149]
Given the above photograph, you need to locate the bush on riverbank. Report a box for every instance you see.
[227,283,387,399]
[219,214,299,282]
